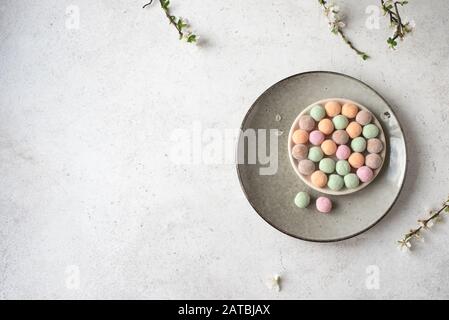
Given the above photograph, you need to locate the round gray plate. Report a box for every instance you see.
[237,71,407,242]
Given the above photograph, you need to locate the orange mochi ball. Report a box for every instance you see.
[311,170,328,188]
[321,139,337,156]
[324,101,342,117]
[342,103,358,118]
[292,129,309,144]
[318,118,334,135]
[346,121,362,139]
[348,152,365,169]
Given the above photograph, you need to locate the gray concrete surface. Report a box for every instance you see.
[1,0,449,299]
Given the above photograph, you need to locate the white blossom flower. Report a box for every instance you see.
[323,3,345,32]
[336,21,346,29]
[327,11,337,23]
[398,239,411,252]
[407,20,416,29]
[328,4,340,13]
[418,219,431,229]
[266,274,281,292]
[414,233,424,242]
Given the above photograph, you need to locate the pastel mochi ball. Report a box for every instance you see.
[342,103,358,118]
[356,110,372,125]
[365,153,382,169]
[316,196,332,213]
[336,160,351,176]
[363,124,379,139]
[367,138,383,154]
[311,170,328,188]
[298,159,315,175]
[309,130,325,145]
[292,129,309,144]
[294,191,310,208]
[321,139,337,156]
[327,174,344,191]
[348,152,365,169]
[357,166,374,182]
[332,115,349,130]
[308,146,324,162]
[351,137,367,152]
[346,121,362,139]
[291,144,308,160]
[319,158,336,174]
[332,130,349,145]
[325,101,341,117]
[299,115,315,131]
[344,173,360,189]
[336,145,351,160]
[310,104,326,121]
[318,118,334,135]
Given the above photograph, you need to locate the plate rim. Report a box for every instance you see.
[236,70,408,242]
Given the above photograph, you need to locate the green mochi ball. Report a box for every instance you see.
[308,146,324,162]
[351,137,367,152]
[344,173,360,189]
[310,105,326,121]
[363,124,379,139]
[328,174,344,191]
[319,158,335,174]
[294,191,310,208]
[336,160,351,176]
[332,115,349,130]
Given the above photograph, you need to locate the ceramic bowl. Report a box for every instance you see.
[287,98,387,195]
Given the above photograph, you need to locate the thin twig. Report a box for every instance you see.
[142,1,153,9]
[337,30,369,60]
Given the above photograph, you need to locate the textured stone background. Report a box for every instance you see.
[1,0,449,299]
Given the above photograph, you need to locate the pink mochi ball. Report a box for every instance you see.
[309,130,325,145]
[357,166,374,182]
[336,145,351,160]
[316,196,333,213]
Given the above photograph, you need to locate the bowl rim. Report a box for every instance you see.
[287,98,387,195]
[235,70,408,242]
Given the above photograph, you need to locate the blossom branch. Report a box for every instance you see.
[143,0,198,43]
[398,197,449,251]
[318,0,369,60]
[380,0,413,49]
